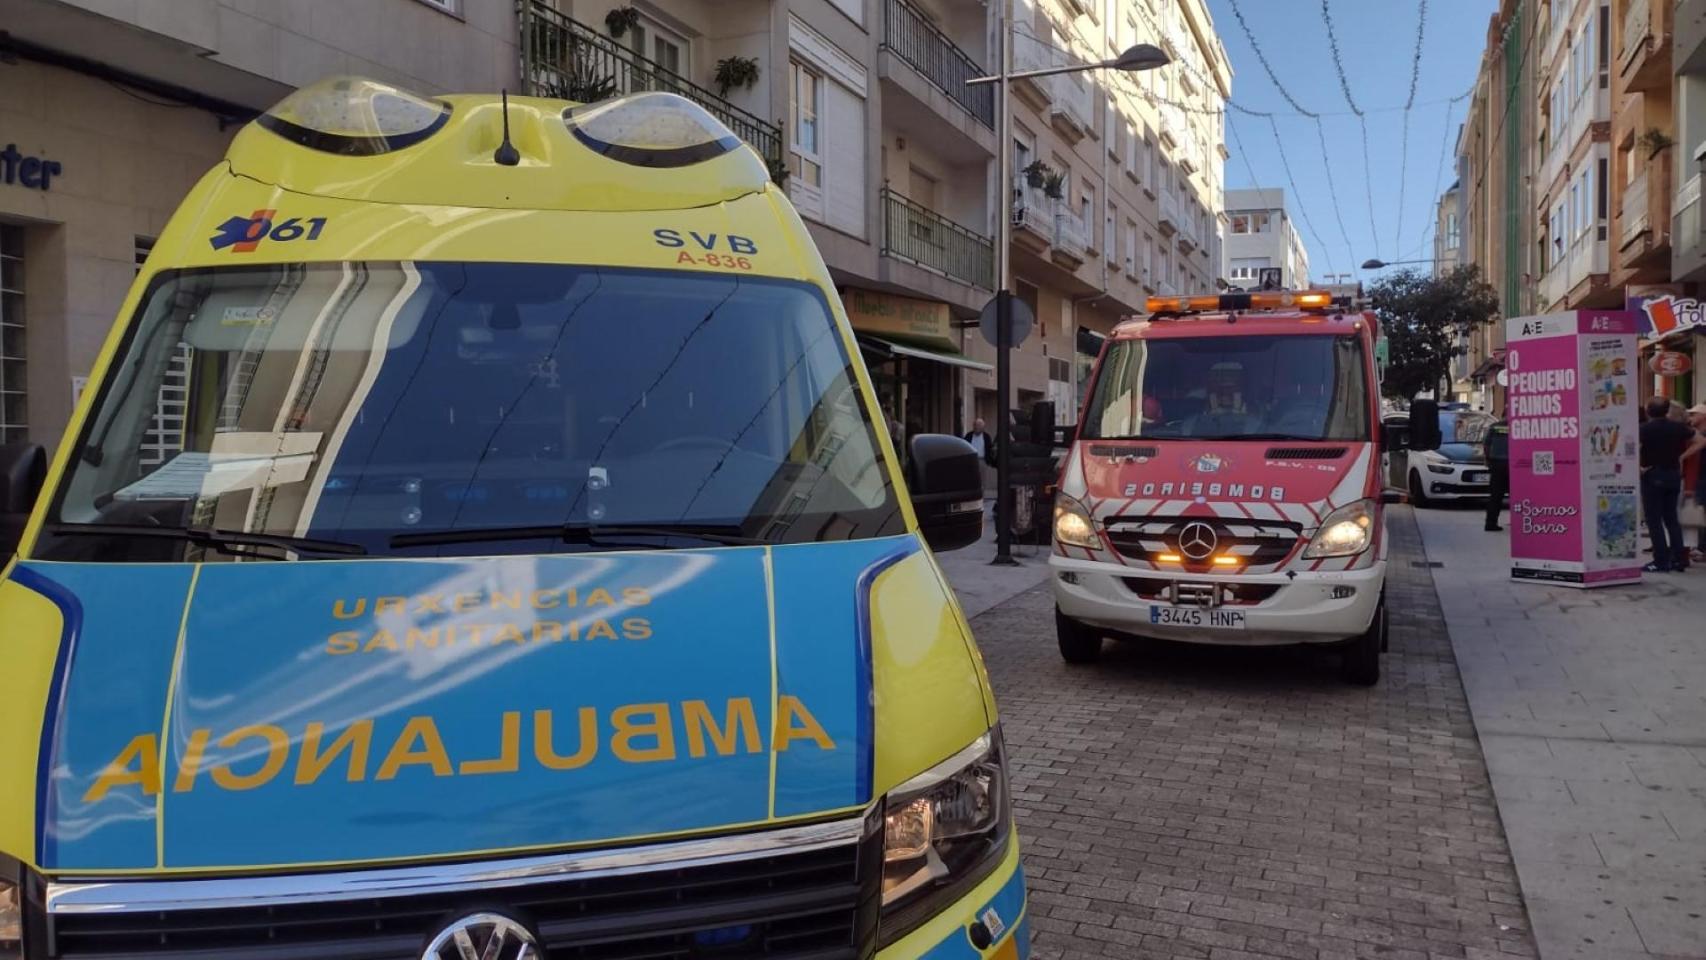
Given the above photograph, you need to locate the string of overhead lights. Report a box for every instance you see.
[1264,116,1341,279]
[1394,0,1430,256]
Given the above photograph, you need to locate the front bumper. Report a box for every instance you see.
[27,816,1029,960]
[1050,554,1385,646]
[879,840,1028,959]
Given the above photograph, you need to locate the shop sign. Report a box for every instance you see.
[1504,310,1642,589]
[842,289,953,350]
[1649,350,1692,377]
[1,143,62,191]
[1633,294,1706,340]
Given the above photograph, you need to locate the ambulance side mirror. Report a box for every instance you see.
[1408,399,1442,451]
[908,434,983,553]
[0,442,47,557]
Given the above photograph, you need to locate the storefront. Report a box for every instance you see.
[842,287,989,448]
[1632,294,1704,409]
[0,57,241,453]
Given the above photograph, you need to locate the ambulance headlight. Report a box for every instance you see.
[563,92,742,168]
[879,729,1010,946]
[0,878,20,960]
[1303,498,1376,559]
[259,76,451,156]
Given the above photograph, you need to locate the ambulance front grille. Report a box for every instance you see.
[43,828,880,960]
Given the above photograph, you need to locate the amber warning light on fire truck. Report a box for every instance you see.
[1144,290,1336,315]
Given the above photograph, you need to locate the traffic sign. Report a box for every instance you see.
[980,294,1035,349]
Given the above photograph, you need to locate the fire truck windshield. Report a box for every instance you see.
[1083,334,1370,442]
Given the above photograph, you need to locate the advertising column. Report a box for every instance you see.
[1505,311,1642,587]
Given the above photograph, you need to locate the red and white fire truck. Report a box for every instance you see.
[1049,289,1393,685]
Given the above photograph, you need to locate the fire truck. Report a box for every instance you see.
[1049,289,1395,685]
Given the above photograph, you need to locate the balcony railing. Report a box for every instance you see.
[1054,209,1088,262]
[1012,178,1054,240]
[1621,0,1651,67]
[882,0,994,127]
[1157,191,1179,235]
[519,0,782,175]
[1048,70,1093,138]
[1621,165,1651,249]
[880,188,995,289]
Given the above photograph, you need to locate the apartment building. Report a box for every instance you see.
[1660,0,1703,407]
[1534,0,1617,314]
[0,0,520,451]
[1457,0,1538,412]
[1433,179,1464,278]
[959,0,1232,429]
[1221,187,1309,289]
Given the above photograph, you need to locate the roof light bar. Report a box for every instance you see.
[1144,290,1336,315]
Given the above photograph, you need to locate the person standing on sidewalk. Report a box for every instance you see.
[1483,416,1511,532]
[1639,397,1705,572]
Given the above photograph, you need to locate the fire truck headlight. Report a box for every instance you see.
[1054,495,1098,549]
[1303,499,1375,559]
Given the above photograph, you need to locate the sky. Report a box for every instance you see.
[1203,0,1497,285]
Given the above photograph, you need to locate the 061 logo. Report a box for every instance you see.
[210,209,327,252]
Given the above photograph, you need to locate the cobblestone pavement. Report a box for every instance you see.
[969,507,1539,960]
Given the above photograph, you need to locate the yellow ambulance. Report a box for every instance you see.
[0,78,1025,960]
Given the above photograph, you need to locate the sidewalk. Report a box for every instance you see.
[1414,506,1706,960]
[935,502,1054,620]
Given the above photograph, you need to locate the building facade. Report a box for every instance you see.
[1221,187,1308,289]
[0,0,520,450]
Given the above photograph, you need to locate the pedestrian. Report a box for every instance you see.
[962,417,997,466]
[1689,403,1706,563]
[1638,397,1705,572]
[1483,415,1511,532]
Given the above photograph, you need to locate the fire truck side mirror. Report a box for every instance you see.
[1408,399,1442,451]
[1028,401,1056,445]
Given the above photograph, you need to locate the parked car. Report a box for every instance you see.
[1383,407,1495,506]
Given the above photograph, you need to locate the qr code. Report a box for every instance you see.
[1533,451,1555,476]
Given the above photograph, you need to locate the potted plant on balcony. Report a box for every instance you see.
[715,56,761,97]
[1640,128,1674,159]
[605,6,641,38]
[1023,159,1051,189]
[556,54,618,104]
[1042,171,1066,200]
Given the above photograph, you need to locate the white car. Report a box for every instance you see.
[1383,408,1495,506]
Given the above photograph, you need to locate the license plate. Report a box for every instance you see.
[1465,471,1488,483]
[1148,605,1247,629]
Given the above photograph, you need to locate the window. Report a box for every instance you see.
[1445,212,1460,250]
[0,224,23,444]
[1568,182,1580,239]
[412,0,458,12]
[1229,211,1271,234]
[631,14,688,77]
[789,60,823,187]
[1229,257,1271,281]
[135,236,194,468]
[1124,219,1138,276]
[1550,202,1565,264]
[1142,233,1154,280]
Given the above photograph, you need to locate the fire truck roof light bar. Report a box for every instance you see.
[1144,290,1335,315]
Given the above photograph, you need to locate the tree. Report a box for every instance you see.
[1367,265,1500,401]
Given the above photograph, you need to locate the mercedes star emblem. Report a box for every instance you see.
[1177,522,1218,561]
[422,912,539,960]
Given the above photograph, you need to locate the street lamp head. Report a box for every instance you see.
[1360,258,1386,270]
[1110,44,1170,72]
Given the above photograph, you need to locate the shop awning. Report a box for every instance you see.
[1470,348,1508,380]
[857,335,993,373]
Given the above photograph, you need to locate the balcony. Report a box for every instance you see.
[1619,0,1671,94]
[880,188,995,289]
[1158,102,1186,149]
[1048,70,1093,142]
[1052,210,1088,267]
[1010,32,1053,111]
[519,1,782,176]
[1619,147,1673,268]
[1157,191,1180,236]
[881,0,994,128]
[1012,178,1054,252]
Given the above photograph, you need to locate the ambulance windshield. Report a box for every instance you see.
[1083,334,1370,442]
[38,263,902,561]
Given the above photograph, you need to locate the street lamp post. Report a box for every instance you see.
[1360,257,1438,270]
[968,10,1168,566]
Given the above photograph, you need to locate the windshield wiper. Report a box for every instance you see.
[390,522,768,550]
[46,523,367,557]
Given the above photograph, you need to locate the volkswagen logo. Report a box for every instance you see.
[1176,521,1218,560]
[423,912,538,960]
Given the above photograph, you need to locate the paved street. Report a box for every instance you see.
[955,507,1540,960]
